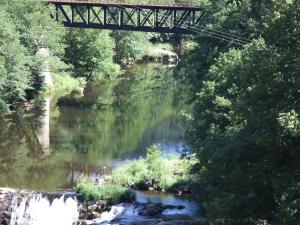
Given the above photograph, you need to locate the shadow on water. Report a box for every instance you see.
[135,191,200,215]
[0,63,190,191]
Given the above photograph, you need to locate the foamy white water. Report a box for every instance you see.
[10,194,79,225]
[87,204,125,225]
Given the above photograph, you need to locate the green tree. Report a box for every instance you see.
[188,1,300,224]
[64,29,119,79]
[4,0,67,87]
[0,0,67,115]
[0,8,29,114]
[4,0,65,55]
[179,0,272,93]
[112,31,150,63]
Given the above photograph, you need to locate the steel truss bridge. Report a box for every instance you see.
[48,0,205,34]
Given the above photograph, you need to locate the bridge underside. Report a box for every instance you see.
[48,1,205,34]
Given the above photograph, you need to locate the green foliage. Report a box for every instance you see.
[76,180,136,204]
[64,29,120,79]
[4,0,65,54]
[277,110,300,137]
[45,74,84,95]
[112,0,206,7]
[144,44,175,60]
[111,160,148,186]
[179,0,273,94]
[3,0,67,84]
[0,0,66,115]
[113,31,151,62]
[145,145,164,179]
[186,1,300,224]
[111,145,197,190]
[0,8,30,114]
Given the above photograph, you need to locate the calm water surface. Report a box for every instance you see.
[0,64,189,191]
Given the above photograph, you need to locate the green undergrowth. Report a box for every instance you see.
[145,43,175,59]
[44,73,85,95]
[75,146,198,205]
[183,40,199,52]
[111,145,198,192]
[76,180,136,205]
[152,43,174,51]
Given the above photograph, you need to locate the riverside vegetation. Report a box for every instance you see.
[182,1,300,225]
[75,146,200,223]
[111,145,198,193]
[75,146,198,204]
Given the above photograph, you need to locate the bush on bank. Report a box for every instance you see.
[76,181,136,205]
[75,146,197,206]
[111,145,198,192]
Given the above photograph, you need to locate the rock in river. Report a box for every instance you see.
[138,202,185,216]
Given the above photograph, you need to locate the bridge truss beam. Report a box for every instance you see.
[48,1,205,34]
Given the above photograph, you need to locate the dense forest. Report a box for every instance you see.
[184,1,300,225]
[0,0,299,225]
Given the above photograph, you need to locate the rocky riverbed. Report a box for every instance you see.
[75,190,204,225]
[0,188,203,225]
[78,201,204,225]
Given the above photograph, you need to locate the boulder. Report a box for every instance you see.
[148,187,155,191]
[138,203,164,216]
[79,212,89,220]
[138,202,186,217]
[174,186,192,195]
[96,200,107,211]
[161,204,185,210]
[87,204,98,212]
[1,218,9,225]
[76,220,88,225]
[88,211,101,220]
[137,179,160,191]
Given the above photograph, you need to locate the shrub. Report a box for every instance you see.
[111,145,198,191]
[111,160,148,186]
[76,181,136,205]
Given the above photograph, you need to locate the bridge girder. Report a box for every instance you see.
[48,1,205,34]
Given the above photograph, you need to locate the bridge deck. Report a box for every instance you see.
[48,0,205,34]
[48,0,202,9]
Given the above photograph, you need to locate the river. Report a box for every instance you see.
[0,63,202,224]
[0,63,190,190]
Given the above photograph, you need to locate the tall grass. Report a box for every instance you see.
[111,145,197,191]
[76,181,136,204]
[76,146,197,204]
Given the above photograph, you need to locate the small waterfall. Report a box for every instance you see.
[87,204,125,225]
[10,194,79,225]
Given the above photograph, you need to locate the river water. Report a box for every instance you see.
[0,63,202,224]
[0,63,190,191]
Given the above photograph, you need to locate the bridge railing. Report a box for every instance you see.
[49,0,206,34]
[48,0,205,7]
